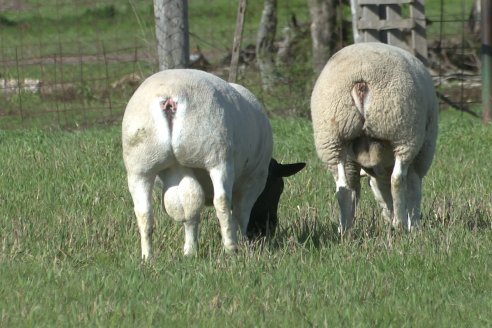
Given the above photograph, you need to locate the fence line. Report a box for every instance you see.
[0,1,482,129]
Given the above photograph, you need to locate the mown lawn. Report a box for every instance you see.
[1,109,491,327]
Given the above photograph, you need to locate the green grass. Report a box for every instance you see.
[1,109,491,326]
[0,2,487,324]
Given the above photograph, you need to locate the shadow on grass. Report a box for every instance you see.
[245,218,340,253]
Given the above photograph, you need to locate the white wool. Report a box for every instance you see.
[122,69,273,258]
[311,42,438,232]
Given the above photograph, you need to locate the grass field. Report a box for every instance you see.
[0,0,489,326]
[1,109,491,326]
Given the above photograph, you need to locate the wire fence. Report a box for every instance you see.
[0,1,158,129]
[426,0,482,117]
[0,0,482,129]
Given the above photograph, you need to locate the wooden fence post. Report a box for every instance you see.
[351,0,428,65]
[229,0,247,83]
[153,0,189,71]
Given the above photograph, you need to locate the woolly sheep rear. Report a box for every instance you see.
[122,69,273,258]
[311,42,438,232]
[122,69,305,259]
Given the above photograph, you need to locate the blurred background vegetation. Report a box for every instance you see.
[0,0,481,129]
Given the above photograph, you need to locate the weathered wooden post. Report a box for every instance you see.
[350,0,428,65]
[482,0,492,123]
[229,0,248,83]
[153,0,189,70]
[256,0,277,91]
[308,0,339,74]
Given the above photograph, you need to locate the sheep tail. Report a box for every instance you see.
[159,97,178,131]
[351,81,370,118]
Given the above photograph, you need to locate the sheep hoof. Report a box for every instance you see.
[183,246,198,256]
[391,214,415,232]
[141,253,152,262]
[381,209,392,223]
[224,243,239,254]
[391,217,401,229]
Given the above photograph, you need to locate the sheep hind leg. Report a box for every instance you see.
[368,176,393,223]
[183,217,200,256]
[391,158,411,231]
[127,173,155,261]
[406,168,422,230]
[209,164,238,253]
[233,197,255,240]
[178,173,204,256]
[233,177,266,239]
[334,162,358,235]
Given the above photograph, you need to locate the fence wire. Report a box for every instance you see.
[0,0,482,129]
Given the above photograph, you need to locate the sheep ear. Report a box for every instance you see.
[270,159,306,178]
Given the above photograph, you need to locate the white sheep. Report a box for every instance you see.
[213,82,305,239]
[122,69,304,258]
[310,42,438,233]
